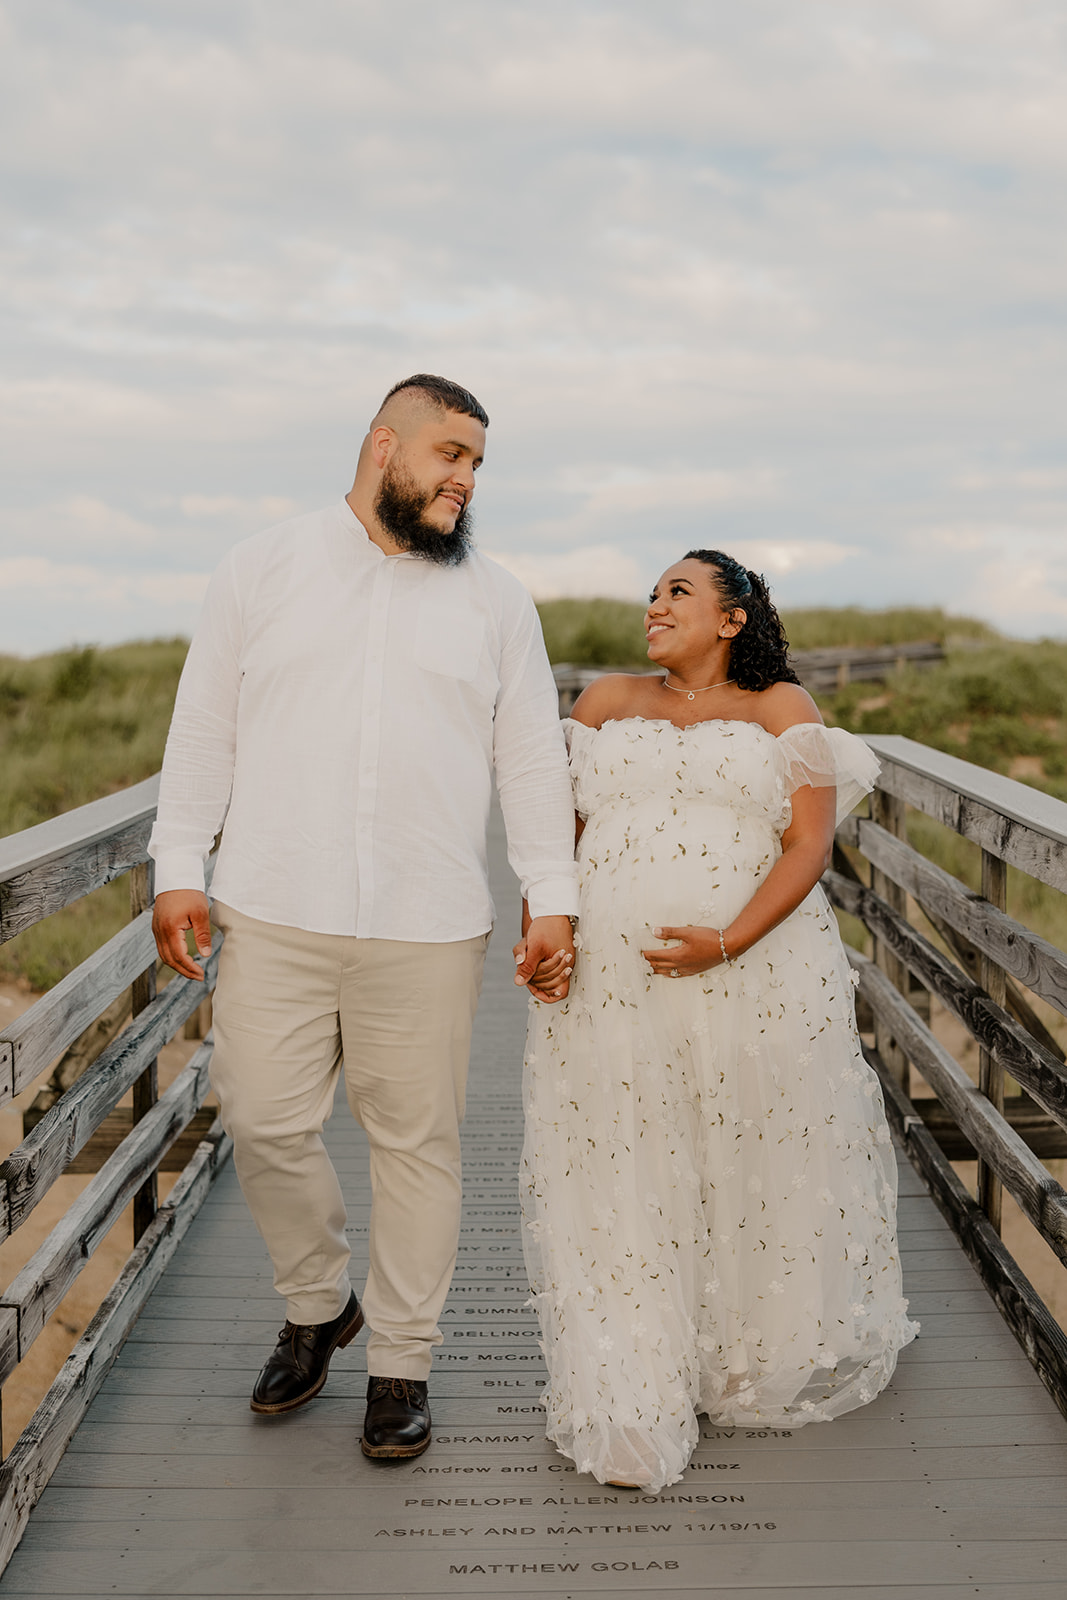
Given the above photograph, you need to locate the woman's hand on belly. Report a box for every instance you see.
[641,924,722,979]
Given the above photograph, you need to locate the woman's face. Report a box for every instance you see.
[644,559,743,665]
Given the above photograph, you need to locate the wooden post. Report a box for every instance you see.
[977,849,1008,1232]
[870,788,910,1086]
[128,861,158,1242]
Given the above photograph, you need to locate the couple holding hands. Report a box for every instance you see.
[150,374,916,1493]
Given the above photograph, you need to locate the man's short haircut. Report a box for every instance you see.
[379,374,489,429]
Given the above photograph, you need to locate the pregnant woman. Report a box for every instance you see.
[519,549,918,1491]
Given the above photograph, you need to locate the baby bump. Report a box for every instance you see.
[578,798,779,944]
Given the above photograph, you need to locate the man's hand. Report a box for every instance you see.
[152,889,214,980]
[513,914,575,1004]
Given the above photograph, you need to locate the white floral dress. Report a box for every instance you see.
[520,717,919,1491]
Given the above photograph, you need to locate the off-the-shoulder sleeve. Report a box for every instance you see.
[562,716,601,756]
[776,722,880,824]
[560,717,598,819]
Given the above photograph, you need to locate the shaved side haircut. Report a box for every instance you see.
[376,374,489,430]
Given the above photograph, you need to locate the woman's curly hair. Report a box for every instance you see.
[683,549,801,693]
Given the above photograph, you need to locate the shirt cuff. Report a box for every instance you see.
[525,874,581,922]
[150,851,209,897]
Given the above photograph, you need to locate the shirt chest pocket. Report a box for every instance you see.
[414,600,486,683]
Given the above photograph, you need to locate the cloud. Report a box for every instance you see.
[1,0,1065,650]
[0,557,209,654]
[728,541,859,576]
[176,493,299,523]
[0,496,161,557]
[485,544,648,602]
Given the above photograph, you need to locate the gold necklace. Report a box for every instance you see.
[662,675,734,703]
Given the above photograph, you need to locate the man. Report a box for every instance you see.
[150,375,578,1460]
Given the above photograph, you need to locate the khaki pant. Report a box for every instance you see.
[209,902,488,1379]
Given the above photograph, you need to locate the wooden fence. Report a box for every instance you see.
[826,734,1067,1418]
[0,779,227,1568]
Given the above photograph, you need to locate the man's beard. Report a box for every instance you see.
[374,458,474,566]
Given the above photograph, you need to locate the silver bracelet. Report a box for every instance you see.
[718,928,733,967]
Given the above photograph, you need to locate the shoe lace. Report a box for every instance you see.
[277,1321,317,1350]
[369,1376,421,1402]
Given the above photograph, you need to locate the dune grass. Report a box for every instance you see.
[536,598,997,670]
[0,641,188,836]
[821,639,1067,803]
[0,641,187,989]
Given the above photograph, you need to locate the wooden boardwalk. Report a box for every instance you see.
[4,808,1067,1597]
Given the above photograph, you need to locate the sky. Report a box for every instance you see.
[3,0,1067,654]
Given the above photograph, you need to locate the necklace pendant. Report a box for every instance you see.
[687,691,695,701]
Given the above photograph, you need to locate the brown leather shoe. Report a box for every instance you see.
[250,1290,364,1414]
[361,1376,431,1459]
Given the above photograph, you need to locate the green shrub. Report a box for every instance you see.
[781,607,996,651]
[537,599,649,669]
[824,640,1067,801]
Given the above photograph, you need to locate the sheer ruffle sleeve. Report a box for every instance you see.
[776,722,880,824]
[561,717,598,819]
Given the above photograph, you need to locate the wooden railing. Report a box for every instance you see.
[0,780,228,1567]
[825,735,1067,1417]
[0,718,1064,1563]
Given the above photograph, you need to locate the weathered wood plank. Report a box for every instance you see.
[0,779,161,946]
[27,1474,1067,1523]
[45,1437,1067,1487]
[977,849,1008,1229]
[0,913,155,1105]
[870,789,910,1085]
[0,1306,18,1389]
[2,1590,1063,1600]
[0,1121,232,1572]
[840,815,1067,1018]
[3,1589,1063,1600]
[868,1046,1067,1422]
[128,860,159,1243]
[0,944,219,1244]
[60,1106,218,1175]
[0,1040,215,1375]
[826,869,1067,1128]
[910,1096,1067,1161]
[64,1410,1067,1456]
[847,951,1067,1262]
[2,1537,1065,1593]
[0,777,160,886]
[864,734,1067,891]
[1,853,217,1107]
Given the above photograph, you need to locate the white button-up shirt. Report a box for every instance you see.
[149,500,579,940]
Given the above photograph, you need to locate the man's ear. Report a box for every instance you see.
[370,424,397,469]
